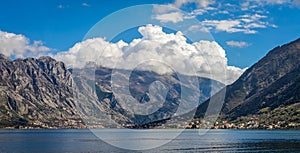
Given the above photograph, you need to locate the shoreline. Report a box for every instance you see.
[1,127,299,130]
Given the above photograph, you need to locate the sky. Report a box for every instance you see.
[0,0,300,84]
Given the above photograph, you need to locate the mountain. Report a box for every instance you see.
[3,37,299,129]
[196,38,300,127]
[0,55,82,128]
[69,66,224,128]
[0,54,223,128]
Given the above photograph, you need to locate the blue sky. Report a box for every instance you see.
[0,0,300,69]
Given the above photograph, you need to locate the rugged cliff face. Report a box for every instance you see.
[196,38,300,124]
[0,55,81,127]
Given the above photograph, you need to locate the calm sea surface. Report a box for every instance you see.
[0,129,300,153]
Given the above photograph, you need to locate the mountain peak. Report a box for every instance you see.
[0,54,78,128]
[38,56,57,63]
[0,53,11,61]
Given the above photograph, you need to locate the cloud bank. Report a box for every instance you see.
[54,25,245,85]
[0,30,50,58]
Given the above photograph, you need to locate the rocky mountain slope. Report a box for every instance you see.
[0,53,223,128]
[0,54,82,128]
[69,66,224,128]
[196,38,300,127]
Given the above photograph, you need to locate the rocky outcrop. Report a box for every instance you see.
[0,55,80,128]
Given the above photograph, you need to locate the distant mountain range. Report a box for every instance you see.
[0,53,223,128]
[0,38,300,129]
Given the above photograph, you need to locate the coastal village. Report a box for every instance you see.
[187,118,300,130]
[5,117,300,130]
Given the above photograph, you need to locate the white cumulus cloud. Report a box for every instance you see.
[248,0,294,5]
[54,25,245,85]
[201,19,258,34]
[174,0,216,8]
[154,11,185,23]
[0,30,50,58]
[226,41,251,48]
[152,4,195,23]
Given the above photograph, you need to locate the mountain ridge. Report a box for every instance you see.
[195,37,300,128]
[0,54,224,128]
